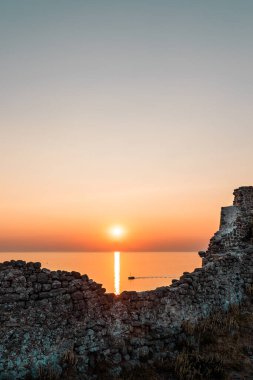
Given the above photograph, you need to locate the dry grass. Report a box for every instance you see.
[175,302,253,380]
[174,351,226,380]
[114,301,253,380]
[245,284,253,295]
[38,365,60,380]
[181,320,195,335]
[62,349,77,366]
[196,305,240,338]
[121,366,160,380]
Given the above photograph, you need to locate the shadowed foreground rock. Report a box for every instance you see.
[0,187,253,379]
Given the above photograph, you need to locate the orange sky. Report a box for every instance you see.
[0,186,240,251]
[0,2,253,252]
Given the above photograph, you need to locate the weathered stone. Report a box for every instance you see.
[52,280,61,289]
[29,274,37,282]
[49,288,67,297]
[42,283,51,291]
[112,353,122,364]
[39,292,51,299]
[71,271,81,279]
[37,273,49,283]
[33,283,42,293]
[71,291,83,300]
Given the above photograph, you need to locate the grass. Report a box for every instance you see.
[62,349,77,367]
[38,365,60,380]
[174,351,225,380]
[116,297,253,380]
[245,284,253,295]
[174,300,253,380]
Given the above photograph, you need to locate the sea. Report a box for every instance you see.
[0,252,201,294]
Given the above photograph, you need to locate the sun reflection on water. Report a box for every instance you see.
[114,251,120,295]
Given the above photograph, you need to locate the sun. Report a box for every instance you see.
[109,225,125,239]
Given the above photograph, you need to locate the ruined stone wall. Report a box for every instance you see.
[1,252,252,379]
[233,186,253,209]
[0,187,253,379]
[206,186,253,257]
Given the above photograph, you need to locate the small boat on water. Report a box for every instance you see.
[128,274,176,280]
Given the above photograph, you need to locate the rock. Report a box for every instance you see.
[71,291,84,300]
[112,353,122,364]
[29,274,37,282]
[52,280,61,289]
[42,283,52,291]
[71,271,81,279]
[37,273,49,283]
[14,260,26,268]
[138,346,149,357]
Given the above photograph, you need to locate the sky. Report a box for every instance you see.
[0,0,253,252]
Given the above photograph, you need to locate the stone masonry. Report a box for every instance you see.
[204,186,253,260]
[0,187,253,379]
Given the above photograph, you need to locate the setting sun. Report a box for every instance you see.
[109,225,125,239]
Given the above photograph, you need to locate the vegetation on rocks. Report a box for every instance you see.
[111,297,253,380]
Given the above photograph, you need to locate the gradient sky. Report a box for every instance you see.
[1,1,253,251]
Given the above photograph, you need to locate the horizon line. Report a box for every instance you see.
[0,249,200,253]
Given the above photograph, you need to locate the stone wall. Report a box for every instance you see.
[206,186,253,258]
[0,187,253,379]
[233,186,253,209]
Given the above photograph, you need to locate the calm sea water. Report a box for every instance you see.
[0,252,201,294]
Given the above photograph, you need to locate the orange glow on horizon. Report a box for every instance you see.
[0,208,219,252]
[0,188,225,252]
